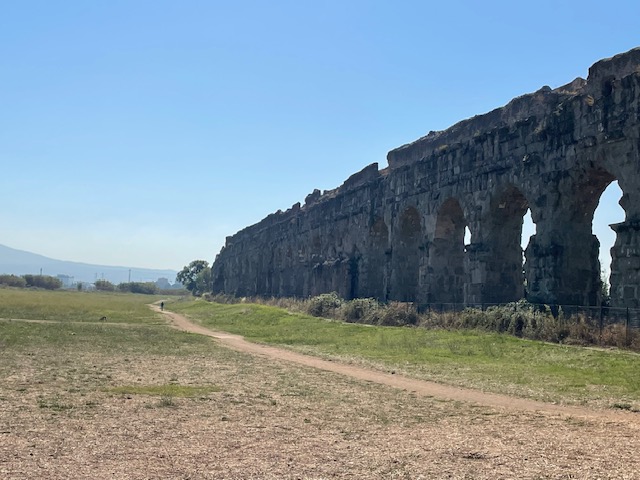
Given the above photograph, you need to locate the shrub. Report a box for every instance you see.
[0,274,27,288]
[203,293,240,304]
[372,302,419,327]
[117,282,158,295]
[95,279,115,292]
[306,292,343,318]
[23,274,62,290]
[599,323,640,349]
[339,298,380,323]
[564,314,599,346]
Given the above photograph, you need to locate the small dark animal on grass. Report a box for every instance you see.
[99,316,107,321]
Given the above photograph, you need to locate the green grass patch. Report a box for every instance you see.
[107,384,220,397]
[0,319,212,355]
[170,300,640,407]
[37,395,74,411]
[0,288,167,324]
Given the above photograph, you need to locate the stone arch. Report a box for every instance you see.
[390,206,421,302]
[569,168,618,306]
[428,198,466,304]
[578,168,632,307]
[594,181,624,286]
[526,167,618,306]
[594,144,640,307]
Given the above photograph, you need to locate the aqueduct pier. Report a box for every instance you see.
[212,47,640,308]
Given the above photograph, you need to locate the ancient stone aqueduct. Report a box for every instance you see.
[212,47,640,309]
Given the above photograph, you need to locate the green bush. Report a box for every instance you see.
[306,292,343,318]
[95,280,116,292]
[23,274,62,290]
[372,302,419,327]
[339,297,381,323]
[0,274,27,288]
[117,282,158,295]
[95,279,115,292]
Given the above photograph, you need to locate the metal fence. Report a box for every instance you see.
[412,302,640,332]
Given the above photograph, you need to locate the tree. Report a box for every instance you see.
[23,274,62,290]
[117,282,158,295]
[0,274,27,288]
[177,260,211,296]
[95,279,115,291]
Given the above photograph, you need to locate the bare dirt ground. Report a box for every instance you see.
[158,307,640,422]
[2,308,640,479]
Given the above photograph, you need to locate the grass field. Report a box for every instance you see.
[169,299,640,409]
[3,289,640,478]
[0,290,215,403]
[0,288,165,323]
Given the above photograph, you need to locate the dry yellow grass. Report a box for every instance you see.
[2,313,640,479]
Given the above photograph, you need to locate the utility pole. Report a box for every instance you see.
[128,269,131,282]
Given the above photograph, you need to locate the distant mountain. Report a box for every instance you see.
[0,244,178,285]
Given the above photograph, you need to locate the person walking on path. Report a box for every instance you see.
[160,301,164,311]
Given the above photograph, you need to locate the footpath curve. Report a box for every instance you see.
[152,305,640,424]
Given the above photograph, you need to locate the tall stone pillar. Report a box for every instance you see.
[609,221,640,308]
[464,239,524,305]
[463,242,488,305]
[427,237,465,304]
[465,187,528,305]
[524,229,601,306]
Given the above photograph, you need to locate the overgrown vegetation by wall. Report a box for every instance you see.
[204,293,640,351]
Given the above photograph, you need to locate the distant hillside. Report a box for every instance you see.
[0,244,178,285]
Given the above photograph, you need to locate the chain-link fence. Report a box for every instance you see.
[413,302,640,333]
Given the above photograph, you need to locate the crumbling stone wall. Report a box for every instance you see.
[212,47,640,308]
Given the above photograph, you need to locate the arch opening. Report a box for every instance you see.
[592,180,625,303]
[521,209,536,253]
[464,226,472,250]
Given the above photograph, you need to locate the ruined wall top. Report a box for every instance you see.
[588,46,640,86]
[387,47,640,169]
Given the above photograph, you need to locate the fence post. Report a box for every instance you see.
[626,307,630,345]
[599,305,604,338]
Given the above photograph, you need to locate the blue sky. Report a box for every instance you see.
[1,1,637,272]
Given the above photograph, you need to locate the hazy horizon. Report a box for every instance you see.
[0,243,178,284]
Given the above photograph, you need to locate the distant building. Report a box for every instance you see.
[155,277,172,290]
[57,274,74,288]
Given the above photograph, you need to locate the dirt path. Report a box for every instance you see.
[152,305,640,424]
